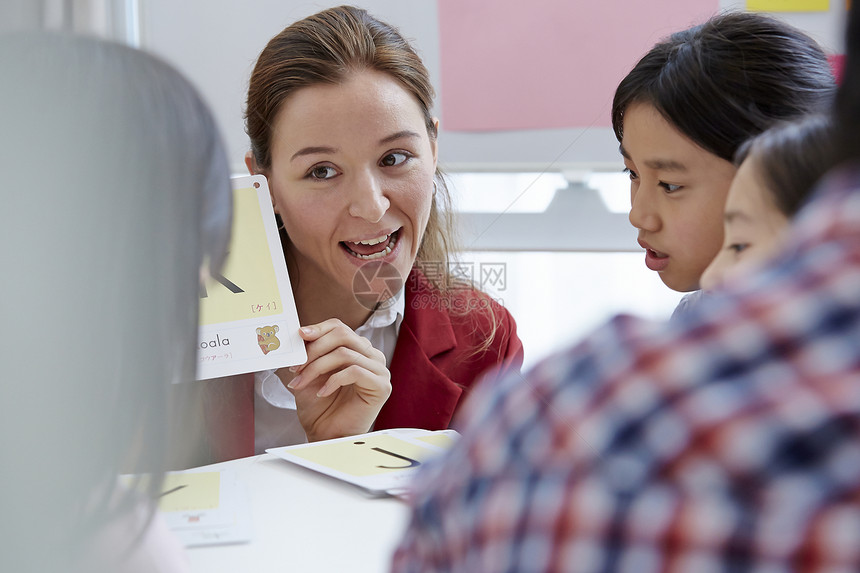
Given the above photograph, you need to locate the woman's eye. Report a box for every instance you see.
[623,167,638,181]
[308,165,337,180]
[729,243,749,254]
[380,152,409,167]
[659,182,682,192]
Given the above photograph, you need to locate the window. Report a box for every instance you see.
[448,172,683,369]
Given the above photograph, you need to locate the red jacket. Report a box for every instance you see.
[375,270,523,430]
[205,270,524,462]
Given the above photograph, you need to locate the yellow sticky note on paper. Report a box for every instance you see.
[414,432,457,449]
[157,472,221,513]
[199,184,283,325]
[746,0,829,10]
[288,434,436,477]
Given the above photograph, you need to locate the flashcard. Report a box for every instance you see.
[196,174,306,380]
[267,428,460,496]
[161,471,252,546]
[121,470,252,547]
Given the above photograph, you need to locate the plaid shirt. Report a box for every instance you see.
[392,168,860,573]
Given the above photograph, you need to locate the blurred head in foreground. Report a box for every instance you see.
[0,33,231,571]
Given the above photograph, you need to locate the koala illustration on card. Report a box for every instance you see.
[256,325,280,355]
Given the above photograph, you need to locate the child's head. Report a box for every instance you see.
[612,11,835,292]
[1,32,232,571]
[701,114,836,290]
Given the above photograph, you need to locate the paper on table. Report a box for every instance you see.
[266,428,459,497]
[121,470,252,547]
[411,432,458,450]
[196,174,306,380]
[158,470,252,547]
[158,471,220,513]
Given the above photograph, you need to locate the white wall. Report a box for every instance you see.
[136,0,845,365]
[139,0,846,174]
[139,0,442,174]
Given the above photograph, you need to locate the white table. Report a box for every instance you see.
[184,453,410,572]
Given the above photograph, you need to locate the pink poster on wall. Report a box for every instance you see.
[437,0,720,131]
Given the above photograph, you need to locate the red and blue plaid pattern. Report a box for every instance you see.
[392,168,860,573]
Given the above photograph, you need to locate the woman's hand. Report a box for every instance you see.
[281,319,392,442]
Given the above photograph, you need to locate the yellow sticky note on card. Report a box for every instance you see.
[157,472,221,512]
[746,0,829,10]
[287,434,436,477]
[199,184,283,325]
[414,432,457,449]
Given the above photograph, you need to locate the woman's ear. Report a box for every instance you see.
[430,117,440,169]
[245,151,279,214]
[244,150,258,175]
[271,192,280,216]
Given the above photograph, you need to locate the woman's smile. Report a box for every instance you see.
[341,229,400,261]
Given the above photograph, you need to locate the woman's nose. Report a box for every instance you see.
[348,173,390,223]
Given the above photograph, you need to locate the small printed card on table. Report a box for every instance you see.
[122,470,252,547]
[266,428,460,497]
[196,174,306,380]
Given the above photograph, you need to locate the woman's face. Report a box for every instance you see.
[700,155,790,291]
[259,70,437,303]
[622,103,737,292]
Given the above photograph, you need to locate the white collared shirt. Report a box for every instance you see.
[253,289,405,453]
